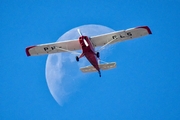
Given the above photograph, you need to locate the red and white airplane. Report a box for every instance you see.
[26,26,152,77]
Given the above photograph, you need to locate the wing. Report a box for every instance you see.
[26,39,81,56]
[90,26,152,47]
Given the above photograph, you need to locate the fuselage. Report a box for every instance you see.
[78,36,100,73]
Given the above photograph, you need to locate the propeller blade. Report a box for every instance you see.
[77,29,83,36]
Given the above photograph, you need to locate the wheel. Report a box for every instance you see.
[96,52,100,58]
[76,56,79,62]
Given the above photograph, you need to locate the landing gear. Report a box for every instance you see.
[96,52,100,58]
[76,56,79,62]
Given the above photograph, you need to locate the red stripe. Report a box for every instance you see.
[136,26,152,34]
[25,46,35,56]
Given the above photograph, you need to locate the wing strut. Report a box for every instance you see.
[97,37,118,52]
[55,47,81,55]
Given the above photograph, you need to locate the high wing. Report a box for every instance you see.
[26,26,152,56]
[90,26,152,47]
[26,39,80,56]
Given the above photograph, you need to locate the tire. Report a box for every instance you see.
[96,52,100,58]
[76,56,79,62]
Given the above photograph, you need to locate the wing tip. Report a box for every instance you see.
[136,26,152,34]
[25,46,35,56]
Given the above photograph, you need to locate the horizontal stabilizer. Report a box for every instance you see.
[80,62,116,73]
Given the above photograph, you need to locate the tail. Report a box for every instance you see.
[98,70,101,77]
[80,62,116,77]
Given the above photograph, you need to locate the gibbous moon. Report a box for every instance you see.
[45,24,114,106]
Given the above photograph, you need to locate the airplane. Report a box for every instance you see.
[25,26,152,77]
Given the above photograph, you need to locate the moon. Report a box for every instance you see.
[45,24,114,106]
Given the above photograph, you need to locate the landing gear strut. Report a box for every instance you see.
[76,56,79,62]
[96,52,100,58]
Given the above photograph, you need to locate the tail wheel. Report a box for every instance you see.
[76,56,79,62]
[96,52,100,58]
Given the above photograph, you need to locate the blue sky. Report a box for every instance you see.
[1,0,180,119]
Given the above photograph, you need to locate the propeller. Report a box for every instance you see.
[77,29,83,36]
[77,29,115,54]
[77,29,89,47]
